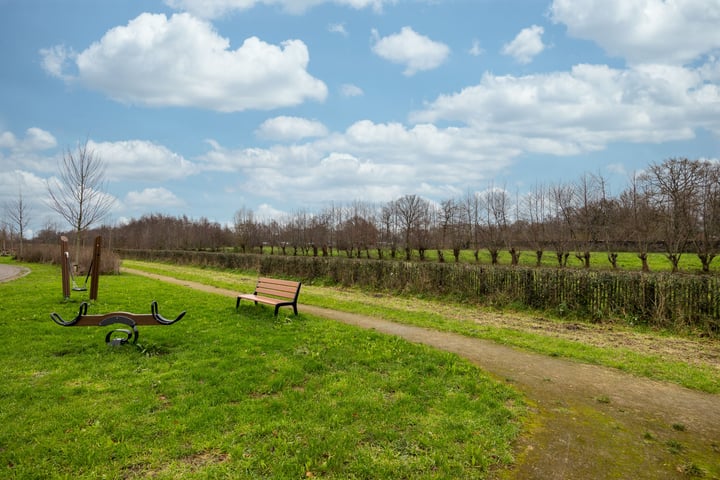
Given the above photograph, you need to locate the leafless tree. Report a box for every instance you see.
[379,202,398,258]
[0,220,9,255]
[618,172,656,272]
[522,183,548,266]
[438,198,464,262]
[548,182,574,267]
[692,161,720,272]
[462,191,483,262]
[4,187,31,257]
[394,194,429,260]
[641,158,701,272]
[480,186,509,265]
[47,140,115,262]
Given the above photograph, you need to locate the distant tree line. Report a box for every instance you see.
[25,157,720,273]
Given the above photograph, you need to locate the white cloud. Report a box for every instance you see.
[0,128,59,173]
[340,83,364,96]
[165,0,393,18]
[502,25,545,64]
[199,119,517,208]
[42,13,327,112]
[255,116,329,141]
[0,127,57,152]
[125,187,185,209]
[328,22,348,36]
[469,39,484,57]
[371,26,450,76]
[410,63,720,154]
[39,45,76,80]
[88,139,197,181]
[550,0,720,65]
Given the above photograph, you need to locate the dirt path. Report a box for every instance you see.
[121,268,720,478]
[0,264,29,283]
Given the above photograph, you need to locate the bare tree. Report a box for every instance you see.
[522,183,548,266]
[394,194,429,260]
[692,161,720,272]
[438,198,464,262]
[47,140,115,262]
[234,207,257,253]
[462,191,483,262]
[618,172,657,272]
[480,186,508,265]
[4,187,31,257]
[548,182,574,267]
[641,158,701,272]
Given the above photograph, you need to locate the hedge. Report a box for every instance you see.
[117,249,720,334]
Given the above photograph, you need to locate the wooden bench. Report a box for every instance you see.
[51,301,186,345]
[236,277,301,315]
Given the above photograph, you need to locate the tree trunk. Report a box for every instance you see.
[489,249,499,265]
[607,252,618,269]
[509,248,521,266]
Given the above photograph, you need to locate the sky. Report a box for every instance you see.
[1,0,719,236]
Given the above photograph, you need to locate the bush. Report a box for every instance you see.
[19,243,120,275]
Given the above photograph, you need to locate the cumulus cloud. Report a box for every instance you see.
[88,139,197,181]
[0,127,57,152]
[502,25,545,64]
[198,118,518,207]
[165,0,393,18]
[371,27,450,76]
[255,116,329,141]
[410,63,720,154]
[0,128,59,173]
[550,0,720,65]
[41,13,327,112]
[125,187,185,209]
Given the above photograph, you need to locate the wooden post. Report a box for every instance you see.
[89,236,102,301]
[60,236,70,299]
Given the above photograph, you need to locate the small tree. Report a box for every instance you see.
[46,140,115,264]
[4,187,31,257]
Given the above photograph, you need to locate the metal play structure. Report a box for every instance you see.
[60,235,101,300]
[51,301,186,345]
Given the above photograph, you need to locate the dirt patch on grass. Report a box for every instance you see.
[122,268,720,479]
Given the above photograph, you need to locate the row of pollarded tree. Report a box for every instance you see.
[77,157,720,273]
[230,158,720,272]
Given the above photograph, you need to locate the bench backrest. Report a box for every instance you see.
[255,277,301,300]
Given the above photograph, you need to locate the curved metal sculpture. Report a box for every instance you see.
[51,301,186,345]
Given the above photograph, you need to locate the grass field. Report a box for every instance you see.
[0,258,525,479]
[231,247,720,274]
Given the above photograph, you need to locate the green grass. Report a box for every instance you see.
[120,260,720,394]
[233,247,720,274]
[0,258,524,479]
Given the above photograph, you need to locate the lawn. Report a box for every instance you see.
[0,259,525,479]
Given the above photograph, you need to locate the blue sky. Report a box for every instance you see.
[1,0,719,236]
